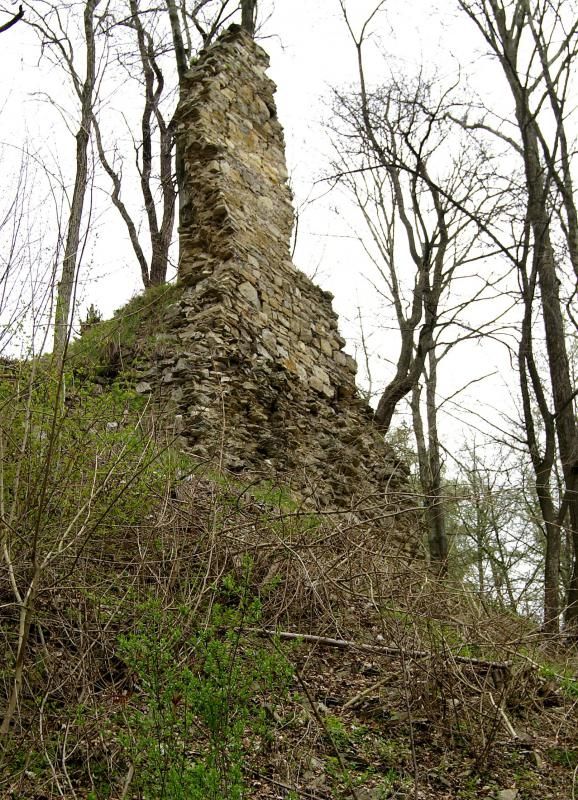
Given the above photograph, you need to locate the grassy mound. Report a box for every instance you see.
[68,283,181,381]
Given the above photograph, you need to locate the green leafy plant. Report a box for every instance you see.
[539,664,578,699]
[325,715,350,750]
[117,582,293,799]
[377,768,411,799]
[0,357,166,737]
[547,747,578,768]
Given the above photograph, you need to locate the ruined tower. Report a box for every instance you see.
[133,26,416,554]
[177,25,358,400]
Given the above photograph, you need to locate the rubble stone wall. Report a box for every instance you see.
[177,26,357,400]
[132,25,418,556]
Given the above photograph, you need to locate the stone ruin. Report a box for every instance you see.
[131,25,418,556]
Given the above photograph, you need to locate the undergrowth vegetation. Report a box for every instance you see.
[0,348,576,799]
[118,593,293,800]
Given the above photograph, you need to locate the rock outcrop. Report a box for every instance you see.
[130,25,418,555]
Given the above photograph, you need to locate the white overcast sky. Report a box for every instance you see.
[0,0,521,450]
[265,0,516,443]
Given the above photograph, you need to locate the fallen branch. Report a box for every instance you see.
[343,675,395,710]
[488,692,518,739]
[247,628,513,670]
[119,764,134,800]
[246,768,326,800]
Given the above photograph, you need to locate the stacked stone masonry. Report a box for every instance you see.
[132,26,418,556]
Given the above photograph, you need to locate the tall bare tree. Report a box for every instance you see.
[91,0,237,288]
[20,0,104,355]
[456,0,578,629]
[54,0,101,356]
[333,5,509,572]
[91,1,264,289]
[94,0,176,287]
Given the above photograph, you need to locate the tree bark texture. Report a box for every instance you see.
[461,0,578,628]
[241,0,257,36]
[53,0,100,356]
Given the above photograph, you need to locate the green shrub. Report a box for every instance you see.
[117,584,293,800]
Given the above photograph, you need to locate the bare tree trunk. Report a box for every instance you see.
[92,116,152,289]
[53,0,100,356]
[566,514,578,627]
[518,238,561,633]
[458,0,578,631]
[130,0,176,286]
[241,0,257,36]
[541,476,562,632]
[411,361,448,576]
[410,382,430,542]
[425,348,448,571]
[93,0,234,288]
[500,6,578,629]
[165,0,188,237]
[526,10,578,285]
[517,105,578,627]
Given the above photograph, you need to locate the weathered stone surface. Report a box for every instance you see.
[497,790,518,800]
[238,281,261,309]
[128,25,419,556]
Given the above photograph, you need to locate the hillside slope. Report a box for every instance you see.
[0,351,576,798]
